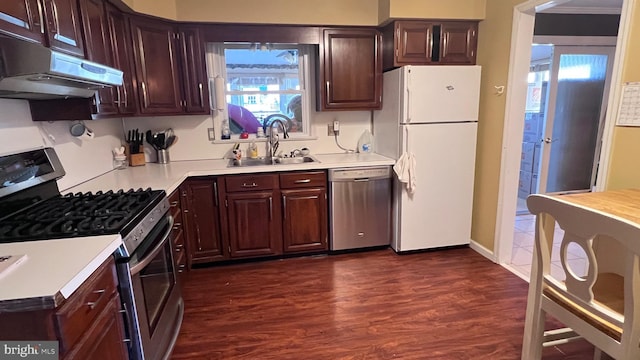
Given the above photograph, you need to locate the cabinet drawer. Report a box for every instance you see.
[55,257,118,352]
[172,228,185,253]
[280,171,326,189]
[225,174,277,192]
[175,250,187,273]
[168,189,181,208]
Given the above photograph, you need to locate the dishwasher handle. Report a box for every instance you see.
[328,166,392,182]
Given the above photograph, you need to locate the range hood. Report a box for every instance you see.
[0,36,123,100]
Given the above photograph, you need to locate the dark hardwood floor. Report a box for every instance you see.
[171,247,594,359]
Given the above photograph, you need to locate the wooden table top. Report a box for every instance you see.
[552,189,640,225]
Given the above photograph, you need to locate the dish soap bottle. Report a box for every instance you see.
[221,120,231,140]
[357,129,373,153]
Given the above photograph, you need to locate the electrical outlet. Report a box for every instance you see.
[328,120,340,136]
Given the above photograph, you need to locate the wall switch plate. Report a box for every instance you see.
[327,124,334,136]
[207,128,215,141]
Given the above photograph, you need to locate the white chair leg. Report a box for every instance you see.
[522,306,545,360]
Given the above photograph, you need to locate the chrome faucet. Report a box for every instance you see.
[263,115,290,162]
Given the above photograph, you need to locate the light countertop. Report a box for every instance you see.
[66,152,396,195]
[0,235,122,311]
[1,152,394,311]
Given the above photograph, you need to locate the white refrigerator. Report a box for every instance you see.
[373,65,481,252]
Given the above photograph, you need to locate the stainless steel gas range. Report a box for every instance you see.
[0,147,183,360]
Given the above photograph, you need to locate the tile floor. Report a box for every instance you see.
[510,213,588,281]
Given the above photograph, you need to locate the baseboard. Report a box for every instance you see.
[469,240,497,263]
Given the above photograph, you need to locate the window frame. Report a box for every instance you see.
[206,42,314,140]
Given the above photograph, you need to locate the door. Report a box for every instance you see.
[395,122,477,251]
[42,0,85,57]
[106,3,137,115]
[182,179,225,263]
[319,28,382,110]
[178,26,210,114]
[282,188,327,253]
[130,16,183,114]
[79,0,118,116]
[403,65,481,124]
[537,46,615,194]
[226,191,282,258]
[0,1,44,44]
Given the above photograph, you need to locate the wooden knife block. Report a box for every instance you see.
[127,144,146,167]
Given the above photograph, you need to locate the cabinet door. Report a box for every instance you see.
[440,21,477,64]
[319,28,382,110]
[226,191,282,258]
[281,188,327,253]
[106,4,136,115]
[0,0,44,43]
[395,21,436,65]
[41,0,85,57]
[169,189,187,280]
[130,17,183,114]
[182,180,225,264]
[179,26,210,114]
[79,0,118,116]
[63,295,128,360]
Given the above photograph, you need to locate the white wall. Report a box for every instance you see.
[0,99,124,191]
[123,111,372,162]
[0,99,373,191]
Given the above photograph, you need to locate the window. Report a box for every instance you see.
[206,43,313,138]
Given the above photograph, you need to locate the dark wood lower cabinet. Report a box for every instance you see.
[281,188,327,253]
[180,178,225,265]
[63,294,128,360]
[0,258,127,360]
[226,191,282,258]
[181,171,328,266]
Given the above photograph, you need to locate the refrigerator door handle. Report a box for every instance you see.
[406,70,411,123]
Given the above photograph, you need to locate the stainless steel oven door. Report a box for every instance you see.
[119,213,184,360]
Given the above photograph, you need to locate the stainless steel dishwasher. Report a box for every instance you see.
[329,166,392,250]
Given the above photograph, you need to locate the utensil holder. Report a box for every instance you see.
[127,145,146,167]
[157,149,170,164]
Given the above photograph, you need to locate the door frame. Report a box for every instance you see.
[494,0,635,266]
[537,45,616,194]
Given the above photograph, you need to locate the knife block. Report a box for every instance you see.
[127,145,146,167]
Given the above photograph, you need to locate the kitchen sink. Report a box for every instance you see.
[228,156,318,167]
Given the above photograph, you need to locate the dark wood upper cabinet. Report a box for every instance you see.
[178,25,210,114]
[130,16,183,114]
[0,0,45,43]
[79,0,118,115]
[0,0,84,57]
[440,21,477,64]
[383,20,478,70]
[41,0,85,57]
[393,21,437,66]
[318,28,382,111]
[105,3,136,115]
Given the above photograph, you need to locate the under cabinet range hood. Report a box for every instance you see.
[0,36,123,99]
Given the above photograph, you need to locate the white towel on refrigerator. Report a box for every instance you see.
[393,151,416,194]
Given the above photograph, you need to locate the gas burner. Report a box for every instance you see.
[0,188,164,243]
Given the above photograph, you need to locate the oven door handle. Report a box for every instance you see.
[130,215,174,276]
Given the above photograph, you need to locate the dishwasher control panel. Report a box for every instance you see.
[328,166,391,181]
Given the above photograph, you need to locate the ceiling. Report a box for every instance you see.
[542,0,623,14]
